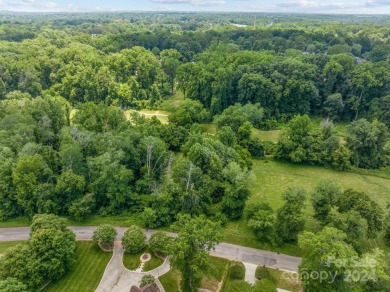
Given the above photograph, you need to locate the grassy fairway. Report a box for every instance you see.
[45,241,112,292]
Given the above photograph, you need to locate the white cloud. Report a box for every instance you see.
[149,0,225,6]
[366,0,390,6]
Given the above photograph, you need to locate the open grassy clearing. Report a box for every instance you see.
[252,128,282,142]
[45,241,112,292]
[122,245,164,271]
[249,159,390,210]
[222,158,390,256]
[124,109,170,124]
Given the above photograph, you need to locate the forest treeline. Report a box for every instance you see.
[0,13,389,292]
[0,13,389,223]
[0,13,389,123]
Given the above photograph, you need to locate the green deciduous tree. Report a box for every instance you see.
[161,49,182,95]
[246,202,276,243]
[346,119,388,169]
[311,179,342,222]
[170,214,222,292]
[324,93,344,121]
[92,224,118,246]
[122,225,146,253]
[12,154,54,217]
[327,209,368,250]
[56,170,85,214]
[275,115,314,163]
[168,99,210,127]
[298,227,358,292]
[149,231,172,255]
[336,189,384,237]
[0,214,76,290]
[275,187,306,243]
[370,95,390,128]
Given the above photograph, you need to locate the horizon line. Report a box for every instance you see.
[0,10,390,16]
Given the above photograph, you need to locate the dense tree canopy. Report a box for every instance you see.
[0,214,76,290]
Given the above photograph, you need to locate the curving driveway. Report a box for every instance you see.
[95,241,169,292]
[0,226,301,272]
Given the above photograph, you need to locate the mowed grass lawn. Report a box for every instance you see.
[122,245,164,271]
[159,268,182,292]
[45,241,112,292]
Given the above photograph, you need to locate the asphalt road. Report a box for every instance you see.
[0,226,301,272]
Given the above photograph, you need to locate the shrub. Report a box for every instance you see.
[122,226,146,253]
[140,275,156,287]
[226,280,253,291]
[255,266,276,283]
[253,278,277,292]
[230,262,245,280]
[92,224,117,246]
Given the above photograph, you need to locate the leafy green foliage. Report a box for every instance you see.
[299,227,389,292]
[275,187,307,243]
[336,189,384,237]
[149,231,172,255]
[255,266,276,283]
[122,225,146,253]
[0,214,76,290]
[92,224,117,246]
[140,275,156,288]
[214,103,264,132]
[311,179,342,222]
[246,202,276,243]
[0,278,28,292]
[346,119,388,169]
[170,214,222,292]
[168,99,210,127]
[229,262,245,280]
[253,278,277,292]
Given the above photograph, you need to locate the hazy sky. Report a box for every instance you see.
[1,0,390,14]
